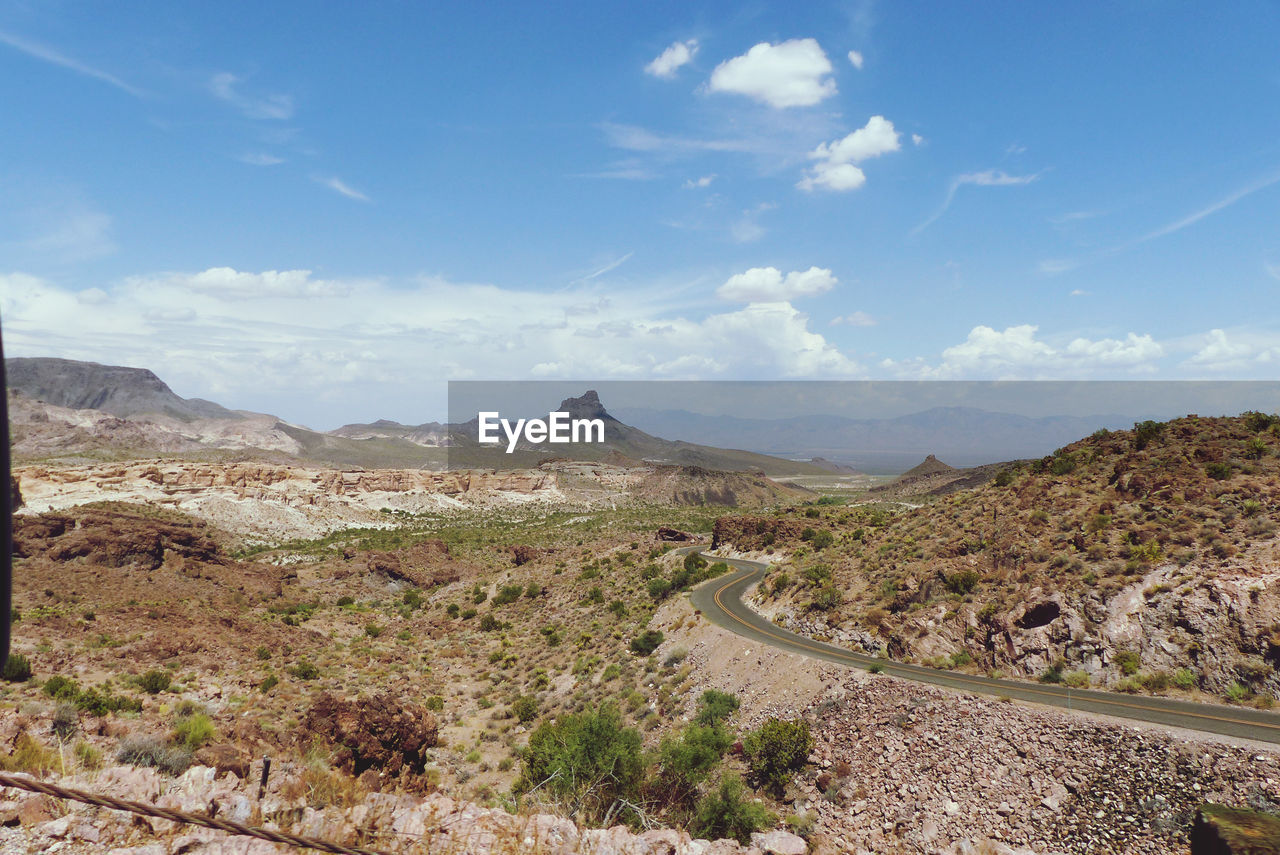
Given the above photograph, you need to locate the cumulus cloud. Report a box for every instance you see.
[0,268,859,424]
[707,39,836,108]
[645,39,698,78]
[913,169,1040,234]
[887,324,1164,378]
[911,133,924,147]
[847,50,864,69]
[683,174,716,189]
[798,115,900,192]
[1184,329,1280,371]
[209,72,294,120]
[717,266,836,302]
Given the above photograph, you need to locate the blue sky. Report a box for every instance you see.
[2,1,1279,427]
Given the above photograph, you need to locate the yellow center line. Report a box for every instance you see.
[708,565,1280,734]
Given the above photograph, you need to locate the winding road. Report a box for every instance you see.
[688,553,1280,746]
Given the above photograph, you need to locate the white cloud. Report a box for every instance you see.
[239,152,285,166]
[0,269,860,422]
[729,202,775,243]
[645,39,698,78]
[914,169,1040,234]
[707,38,836,108]
[209,72,294,120]
[1069,289,1089,297]
[717,266,836,302]
[683,175,716,189]
[0,29,145,97]
[832,311,876,327]
[314,176,371,202]
[890,325,1163,378]
[1184,329,1280,371]
[798,115,900,192]
[847,50,864,69]
[911,133,924,147]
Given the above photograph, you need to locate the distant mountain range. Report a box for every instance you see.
[610,405,1135,473]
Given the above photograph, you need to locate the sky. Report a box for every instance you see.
[1,1,1279,428]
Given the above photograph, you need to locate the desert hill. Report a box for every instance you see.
[7,357,240,421]
[717,412,1280,702]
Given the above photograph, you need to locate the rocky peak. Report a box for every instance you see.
[557,389,614,422]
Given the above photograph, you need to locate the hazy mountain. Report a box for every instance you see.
[7,357,240,422]
[610,405,1135,473]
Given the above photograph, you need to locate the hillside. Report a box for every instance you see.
[714,413,1280,704]
[7,357,240,421]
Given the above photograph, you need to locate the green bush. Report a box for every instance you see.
[1243,411,1279,432]
[647,577,673,601]
[743,717,812,795]
[1133,419,1165,450]
[288,660,320,680]
[690,775,773,844]
[172,713,217,750]
[511,695,539,723]
[683,552,708,573]
[1206,461,1233,481]
[258,675,278,693]
[1173,668,1197,690]
[516,705,642,823]
[364,623,384,638]
[654,723,733,809]
[944,570,979,595]
[75,687,142,716]
[694,689,740,726]
[424,695,444,711]
[1114,650,1141,676]
[117,734,191,776]
[992,469,1014,487]
[630,630,664,656]
[809,586,841,612]
[136,669,171,694]
[336,595,354,607]
[43,675,80,701]
[492,585,524,606]
[809,530,834,550]
[2,654,32,683]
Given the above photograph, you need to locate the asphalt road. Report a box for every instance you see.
[687,553,1280,746]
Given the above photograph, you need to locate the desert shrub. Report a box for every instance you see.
[945,570,980,595]
[173,713,217,750]
[364,623,384,638]
[802,564,833,585]
[694,689,740,726]
[336,595,355,607]
[1140,672,1172,692]
[630,630,664,656]
[1062,671,1090,688]
[1244,411,1279,433]
[1133,419,1165,450]
[809,586,841,612]
[511,695,539,724]
[52,703,79,740]
[43,675,80,701]
[993,469,1015,487]
[648,578,673,601]
[516,705,642,823]
[471,584,487,604]
[608,600,626,617]
[1206,462,1233,481]
[1049,453,1077,476]
[1114,650,1141,676]
[742,717,812,795]
[445,603,460,618]
[1039,661,1065,684]
[654,722,734,810]
[663,647,688,667]
[868,663,885,674]
[424,695,444,711]
[541,625,562,646]
[690,775,773,844]
[1227,682,1252,703]
[259,675,279,693]
[809,530,834,550]
[0,733,60,775]
[136,669,172,694]
[584,587,604,604]
[1245,438,1269,460]
[74,740,102,770]
[289,660,320,680]
[525,583,542,598]
[117,734,192,775]
[492,585,524,606]
[75,687,142,716]
[479,613,503,631]
[601,664,622,681]
[683,552,708,573]
[1173,668,1197,690]
[2,654,32,683]
[771,572,792,594]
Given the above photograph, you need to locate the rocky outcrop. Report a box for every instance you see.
[0,763,795,854]
[713,516,807,550]
[300,693,439,789]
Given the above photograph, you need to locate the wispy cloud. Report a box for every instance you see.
[314,176,370,202]
[574,252,634,283]
[209,72,294,120]
[1134,169,1280,244]
[238,152,285,166]
[644,39,698,79]
[683,175,716,189]
[0,29,145,97]
[600,122,755,155]
[913,169,1040,235]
